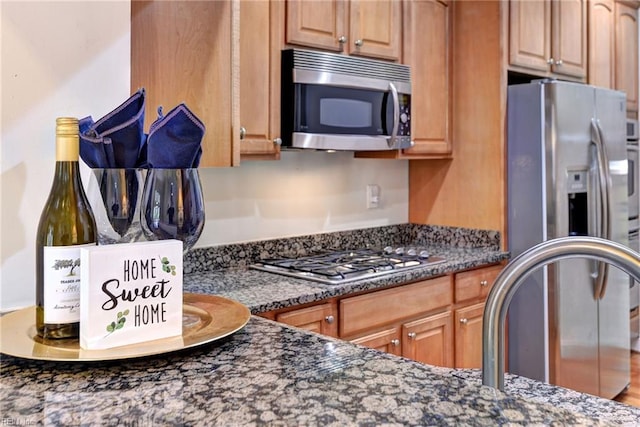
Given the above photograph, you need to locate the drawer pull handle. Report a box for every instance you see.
[391,339,400,346]
[407,332,417,339]
[325,315,335,324]
[459,318,468,324]
[480,280,488,287]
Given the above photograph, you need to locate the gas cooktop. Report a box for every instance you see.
[250,247,446,285]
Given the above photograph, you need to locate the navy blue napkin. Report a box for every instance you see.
[145,104,205,168]
[79,117,115,168]
[79,88,146,168]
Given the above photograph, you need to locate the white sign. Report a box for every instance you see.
[80,240,183,350]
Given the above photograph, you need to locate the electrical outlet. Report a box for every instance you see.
[366,184,380,209]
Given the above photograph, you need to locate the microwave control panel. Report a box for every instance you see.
[398,94,411,137]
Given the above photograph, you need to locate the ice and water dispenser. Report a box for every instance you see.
[567,170,589,237]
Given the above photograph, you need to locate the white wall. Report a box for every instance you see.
[0,1,408,311]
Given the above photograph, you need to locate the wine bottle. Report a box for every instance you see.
[36,117,97,339]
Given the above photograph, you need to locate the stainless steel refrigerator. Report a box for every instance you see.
[507,80,630,399]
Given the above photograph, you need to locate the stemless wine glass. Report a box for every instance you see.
[141,168,205,253]
[86,168,146,245]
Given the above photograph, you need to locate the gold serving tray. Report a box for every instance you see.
[0,293,250,361]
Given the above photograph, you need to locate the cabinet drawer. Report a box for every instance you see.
[350,327,402,356]
[454,265,502,303]
[340,276,452,337]
[276,302,338,337]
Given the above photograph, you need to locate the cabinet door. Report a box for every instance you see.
[615,2,639,114]
[276,302,338,337]
[240,0,283,160]
[454,302,485,369]
[509,0,552,72]
[349,0,402,60]
[588,0,616,88]
[403,0,451,156]
[350,327,402,356]
[286,0,347,52]
[551,0,587,78]
[402,311,454,367]
[131,0,240,167]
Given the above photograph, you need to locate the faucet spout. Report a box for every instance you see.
[482,236,640,391]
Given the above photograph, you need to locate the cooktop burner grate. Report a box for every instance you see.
[250,247,446,285]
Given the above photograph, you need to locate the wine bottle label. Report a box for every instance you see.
[43,244,94,323]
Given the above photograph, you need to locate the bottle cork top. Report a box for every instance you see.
[55,117,80,161]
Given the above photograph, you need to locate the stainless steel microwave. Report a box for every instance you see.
[281,49,413,151]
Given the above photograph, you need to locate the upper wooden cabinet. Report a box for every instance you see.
[615,1,639,115]
[286,0,402,61]
[508,0,587,80]
[131,0,240,167]
[588,0,616,88]
[403,0,451,157]
[356,0,451,160]
[239,0,284,160]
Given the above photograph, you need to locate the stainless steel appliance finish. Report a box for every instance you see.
[250,247,445,285]
[507,80,630,399]
[627,119,639,229]
[627,119,639,344]
[631,228,640,345]
[280,49,412,151]
[482,236,640,392]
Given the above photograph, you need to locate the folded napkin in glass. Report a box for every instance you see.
[145,104,205,168]
[79,88,146,168]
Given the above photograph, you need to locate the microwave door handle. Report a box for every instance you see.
[388,82,400,148]
[590,118,611,300]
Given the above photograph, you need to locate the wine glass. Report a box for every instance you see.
[85,168,146,244]
[141,168,205,253]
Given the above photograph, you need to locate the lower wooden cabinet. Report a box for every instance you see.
[350,327,402,356]
[454,302,485,368]
[452,265,502,368]
[266,264,503,369]
[402,311,454,367]
[275,301,338,338]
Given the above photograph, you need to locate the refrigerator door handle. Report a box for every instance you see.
[590,118,612,299]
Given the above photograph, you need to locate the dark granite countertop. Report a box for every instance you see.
[183,244,510,314]
[1,317,639,425]
[182,224,510,314]
[2,225,639,425]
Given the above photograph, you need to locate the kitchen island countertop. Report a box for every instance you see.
[2,225,639,425]
[1,315,639,425]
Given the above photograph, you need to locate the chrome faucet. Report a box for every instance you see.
[482,236,640,391]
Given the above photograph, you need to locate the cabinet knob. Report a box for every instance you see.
[240,127,246,140]
[547,58,554,65]
[407,332,417,339]
[273,137,282,146]
[555,59,563,66]
[391,339,400,346]
[480,280,488,287]
[354,39,363,47]
[324,315,335,324]
[338,35,347,44]
[459,318,468,324]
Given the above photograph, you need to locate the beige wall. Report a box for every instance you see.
[0,1,408,311]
